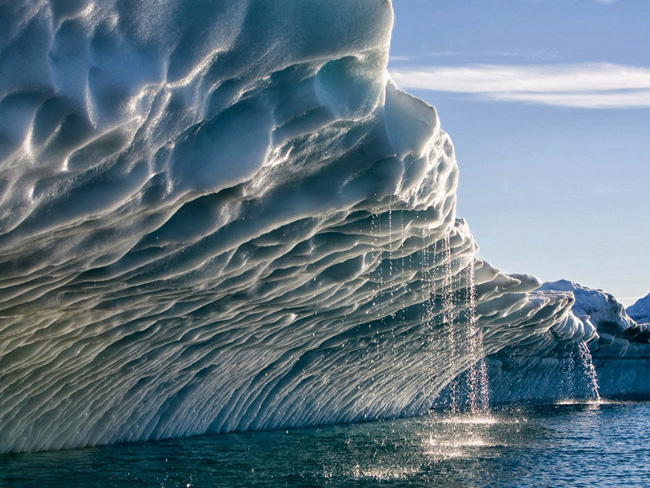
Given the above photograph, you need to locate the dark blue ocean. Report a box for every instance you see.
[1,401,648,487]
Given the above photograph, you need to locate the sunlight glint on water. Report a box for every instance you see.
[1,402,649,487]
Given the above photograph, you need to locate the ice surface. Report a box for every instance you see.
[628,293,650,324]
[485,281,650,403]
[0,1,618,453]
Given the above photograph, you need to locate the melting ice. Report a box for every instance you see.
[0,0,648,454]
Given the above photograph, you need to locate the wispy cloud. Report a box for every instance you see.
[389,63,650,108]
[515,0,617,3]
[389,49,559,64]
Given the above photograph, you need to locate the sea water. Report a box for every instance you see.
[1,401,648,487]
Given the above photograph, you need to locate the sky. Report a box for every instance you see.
[389,0,650,306]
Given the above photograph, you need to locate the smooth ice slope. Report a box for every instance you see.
[0,1,575,453]
[485,281,650,403]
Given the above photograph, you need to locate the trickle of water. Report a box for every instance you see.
[420,231,436,352]
[376,210,383,292]
[388,197,393,281]
[400,209,406,277]
[559,349,576,400]
[442,234,458,413]
[370,211,378,256]
[465,259,490,414]
[577,340,601,402]
[431,239,437,301]
[420,238,427,304]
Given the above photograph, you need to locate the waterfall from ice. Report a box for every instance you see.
[559,349,577,400]
[442,234,459,413]
[577,341,601,402]
[465,258,490,414]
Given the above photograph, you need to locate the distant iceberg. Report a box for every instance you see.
[0,1,643,454]
[628,293,650,325]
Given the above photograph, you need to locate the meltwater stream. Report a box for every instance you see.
[1,401,648,487]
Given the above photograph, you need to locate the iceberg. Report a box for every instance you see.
[0,0,638,453]
[628,293,650,325]
[483,280,650,403]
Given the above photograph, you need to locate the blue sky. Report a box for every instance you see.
[389,0,650,306]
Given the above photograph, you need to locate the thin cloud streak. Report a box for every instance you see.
[489,90,650,108]
[390,63,650,108]
[389,49,559,64]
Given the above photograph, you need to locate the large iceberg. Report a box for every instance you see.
[0,0,614,453]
